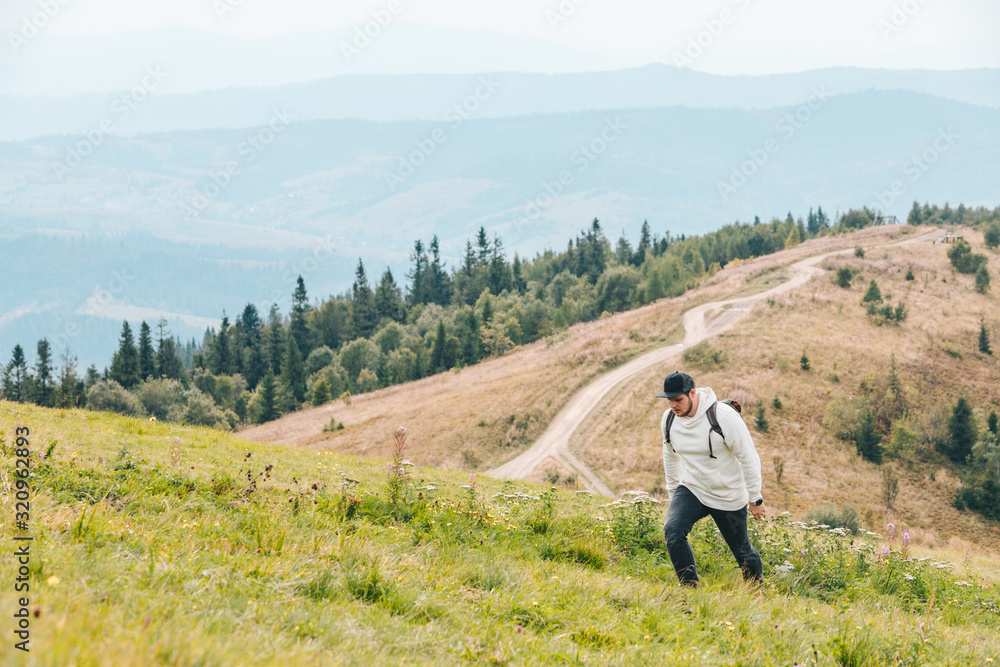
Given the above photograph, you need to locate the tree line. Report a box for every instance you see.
[4,203,996,432]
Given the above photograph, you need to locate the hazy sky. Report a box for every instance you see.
[3,0,999,73]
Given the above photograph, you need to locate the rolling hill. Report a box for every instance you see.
[241,224,1000,554]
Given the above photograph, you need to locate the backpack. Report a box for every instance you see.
[664,399,743,459]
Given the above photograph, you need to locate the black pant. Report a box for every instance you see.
[663,485,763,586]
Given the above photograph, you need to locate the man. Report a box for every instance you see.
[657,370,764,587]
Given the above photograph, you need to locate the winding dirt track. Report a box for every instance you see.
[485,230,941,496]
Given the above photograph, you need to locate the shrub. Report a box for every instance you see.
[169,388,229,429]
[134,378,184,420]
[954,476,1000,521]
[947,241,987,274]
[86,380,145,417]
[605,492,663,555]
[866,301,908,326]
[683,341,729,370]
[803,504,861,534]
[356,368,380,393]
[882,465,899,509]
[835,266,855,288]
[885,420,918,459]
[984,222,1000,249]
[305,346,336,375]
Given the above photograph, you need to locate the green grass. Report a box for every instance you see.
[2,402,1000,666]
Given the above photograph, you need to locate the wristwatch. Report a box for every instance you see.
[752,497,764,506]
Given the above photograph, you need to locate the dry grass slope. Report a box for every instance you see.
[244,224,1000,555]
[577,225,1000,554]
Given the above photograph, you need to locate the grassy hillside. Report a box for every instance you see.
[242,226,913,473]
[2,402,999,665]
[581,225,1000,552]
[247,224,1000,555]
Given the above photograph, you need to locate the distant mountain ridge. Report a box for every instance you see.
[1,59,998,140]
[2,89,998,368]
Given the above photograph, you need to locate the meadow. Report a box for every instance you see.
[2,402,998,665]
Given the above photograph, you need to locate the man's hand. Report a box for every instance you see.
[748,503,766,520]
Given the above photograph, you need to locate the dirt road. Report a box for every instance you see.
[485,230,942,496]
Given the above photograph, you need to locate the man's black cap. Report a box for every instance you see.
[655,371,695,398]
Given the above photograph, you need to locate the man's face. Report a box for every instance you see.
[667,390,695,416]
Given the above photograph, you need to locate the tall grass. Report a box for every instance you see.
[2,402,999,665]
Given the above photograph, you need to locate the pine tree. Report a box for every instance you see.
[154,319,184,380]
[784,225,801,249]
[311,377,331,406]
[615,235,633,265]
[109,321,141,389]
[255,372,279,423]
[238,304,266,388]
[488,234,512,294]
[2,345,29,402]
[281,334,307,404]
[265,305,285,376]
[209,315,232,375]
[907,201,923,226]
[54,349,84,408]
[137,321,155,381]
[481,295,494,324]
[428,236,452,305]
[374,267,405,323]
[350,259,377,338]
[800,351,810,371]
[32,338,54,406]
[511,254,526,294]
[862,279,883,304]
[855,410,884,464]
[634,220,652,265]
[407,239,430,306]
[975,264,990,294]
[459,310,481,365]
[430,320,448,373]
[944,397,976,464]
[979,318,992,355]
[85,364,101,388]
[240,304,263,345]
[290,276,311,355]
[754,404,769,432]
[475,227,491,264]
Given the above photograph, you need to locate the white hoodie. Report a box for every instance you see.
[661,387,762,511]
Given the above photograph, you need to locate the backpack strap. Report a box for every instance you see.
[664,411,676,451]
[705,402,723,459]
[665,402,724,459]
